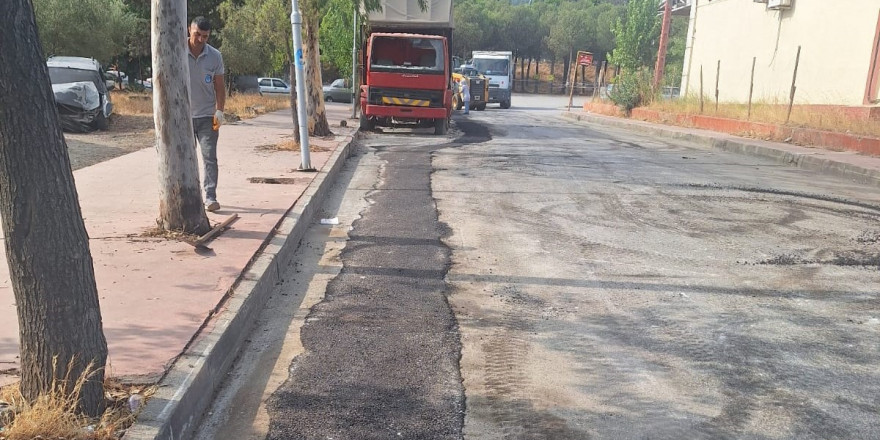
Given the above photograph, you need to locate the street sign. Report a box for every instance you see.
[576,51,593,67]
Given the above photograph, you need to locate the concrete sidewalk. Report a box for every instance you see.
[562,110,880,188]
[0,104,358,438]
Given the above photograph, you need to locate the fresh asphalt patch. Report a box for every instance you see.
[266,119,490,439]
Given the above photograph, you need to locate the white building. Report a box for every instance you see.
[677,0,880,106]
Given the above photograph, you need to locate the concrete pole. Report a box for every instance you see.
[653,0,673,90]
[291,0,312,170]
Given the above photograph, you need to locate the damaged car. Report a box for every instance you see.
[47,56,113,132]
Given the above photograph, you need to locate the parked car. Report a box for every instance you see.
[258,77,291,94]
[47,56,113,132]
[323,78,352,103]
[104,70,128,89]
[134,78,152,90]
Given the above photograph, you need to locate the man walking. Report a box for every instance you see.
[188,16,225,212]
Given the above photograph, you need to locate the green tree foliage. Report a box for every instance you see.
[255,0,294,74]
[608,0,659,71]
[219,0,272,76]
[319,0,356,79]
[609,67,652,112]
[452,0,490,59]
[33,0,141,63]
[219,0,291,77]
[450,0,625,83]
[593,2,621,63]
[543,1,620,83]
[545,2,587,62]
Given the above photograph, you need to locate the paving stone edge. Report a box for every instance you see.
[122,132,359,440]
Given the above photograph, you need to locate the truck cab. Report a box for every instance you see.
[360,0,454,135]
[471,51,513,109]
[360,33,451,134]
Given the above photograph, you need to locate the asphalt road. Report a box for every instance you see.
[196,96,880,439]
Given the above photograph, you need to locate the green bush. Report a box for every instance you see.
[609,69,654,114]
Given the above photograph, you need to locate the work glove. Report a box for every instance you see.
[214,109,225,126]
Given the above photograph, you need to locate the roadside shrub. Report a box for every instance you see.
[609,69,654,114]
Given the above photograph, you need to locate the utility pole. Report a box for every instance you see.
[653,0,673,90]
[291,0,313,170]
[351,7,358,119]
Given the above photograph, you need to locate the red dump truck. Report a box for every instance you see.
[359,0,453,135]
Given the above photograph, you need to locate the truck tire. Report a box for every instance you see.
[477,103,486,111]
[500,99,511,109]
[359,112,374,131]
[433,118,448,135]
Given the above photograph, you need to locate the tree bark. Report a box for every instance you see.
[288,62,301,144]
[285,24,300,144]
[0,0,107,416]
[152,0,210,235]
[303,13,331,137]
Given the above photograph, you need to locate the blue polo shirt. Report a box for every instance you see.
[188,44,224,118]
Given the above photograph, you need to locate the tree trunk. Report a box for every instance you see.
[288,63,300,144]
[303,14,331,137]
[286,29,300,145]
[152,0,210,235]
[0,0,107,416]
[533,58,539,93]
[284,16,299,143]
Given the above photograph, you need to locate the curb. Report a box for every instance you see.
[561,111,880,188]
[123,131,359,440]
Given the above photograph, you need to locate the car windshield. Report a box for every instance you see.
[472,58,509,76]
[370,36,445,75]
[49,67,103,90]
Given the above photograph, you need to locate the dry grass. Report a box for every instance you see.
[110,91,291,121]
[110,92,153,116]
[224,94,290,119]
[647,96,880,138]
[0,361,156,440]
[272,139,332,152]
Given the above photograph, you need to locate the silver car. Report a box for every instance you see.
[323,78,352,103]
[258,77,291,94]
[47,56,113,132]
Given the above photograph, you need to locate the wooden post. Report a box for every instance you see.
[748,56,756,120]
[700,65,704,113]
[567,60,578,111]
[786,46,802,124]
[714,59,720,113]
[653,0,673,89]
